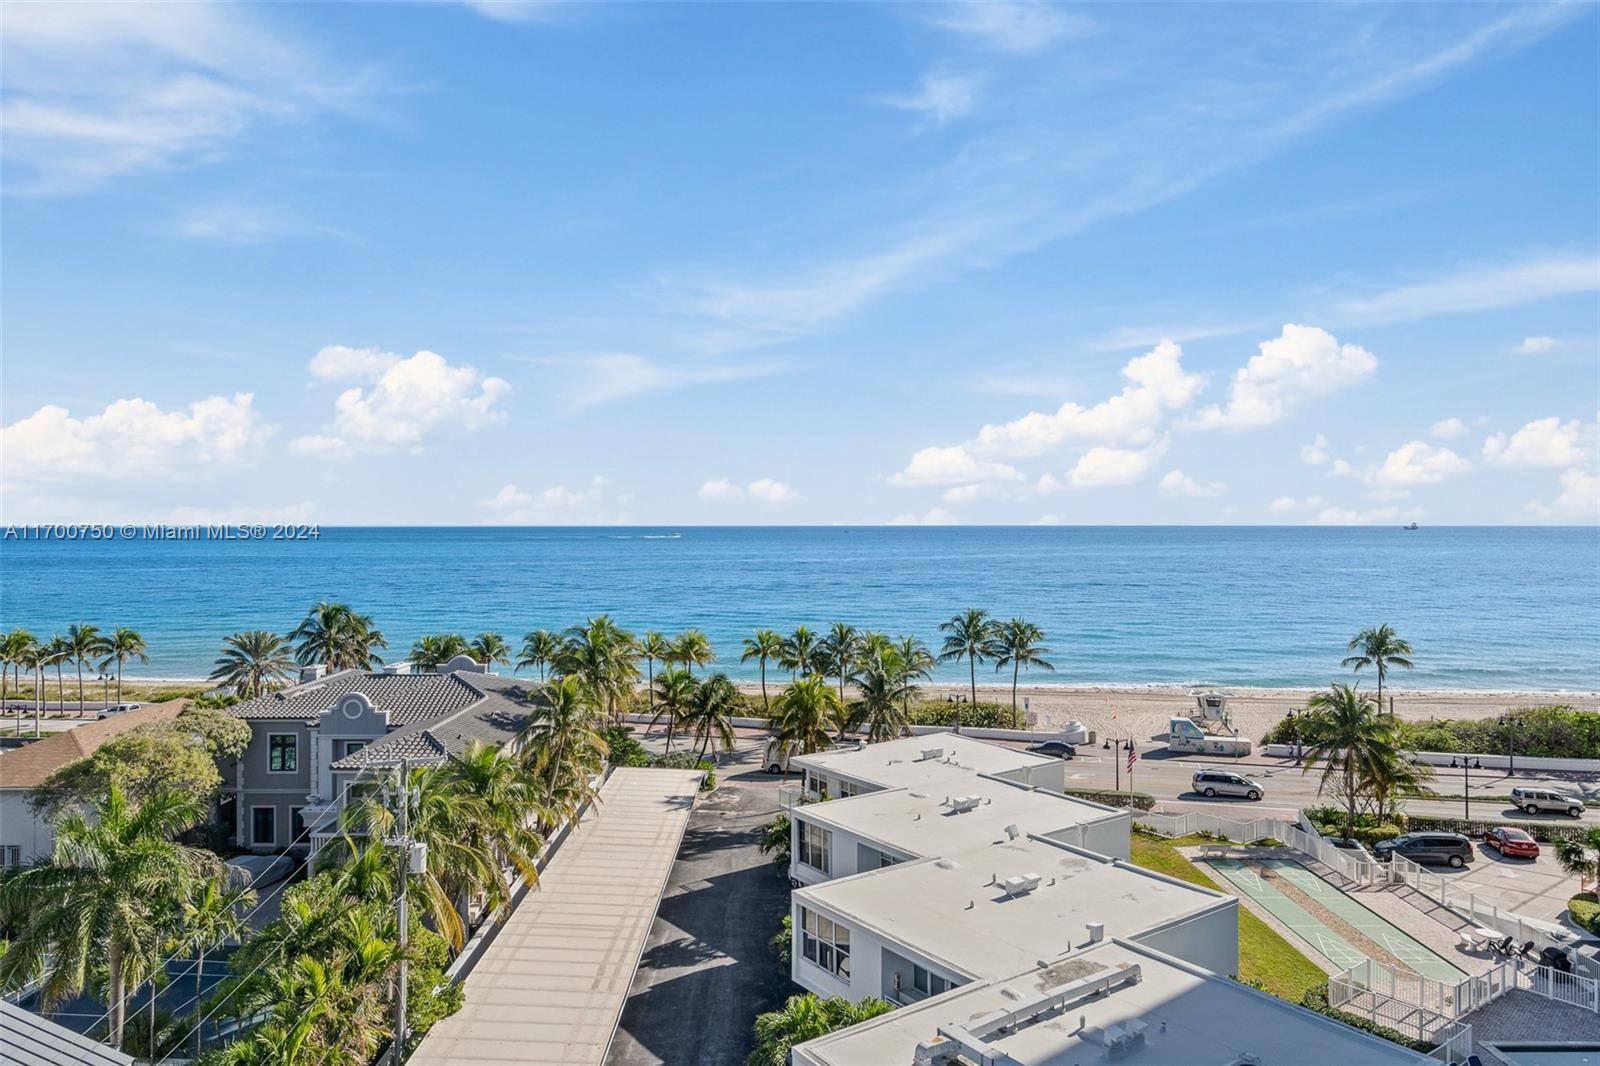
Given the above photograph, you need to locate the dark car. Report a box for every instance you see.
[1025,740,1076,760]
[1484,826,1541,859]
[1372,832,1475,868]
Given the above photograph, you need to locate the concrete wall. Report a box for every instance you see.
[0,789,53,865]
[1261,744,1600,774]
[1130,900,1240,979]
[1036,811,1132,861]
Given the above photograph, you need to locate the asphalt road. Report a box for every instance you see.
[607,738,796,1066]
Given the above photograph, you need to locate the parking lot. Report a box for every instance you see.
[1431,842,1586,924]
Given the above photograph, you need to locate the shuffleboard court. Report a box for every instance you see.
[1207,856,1466,983]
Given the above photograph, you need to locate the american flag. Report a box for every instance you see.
[1126,746,1139,774]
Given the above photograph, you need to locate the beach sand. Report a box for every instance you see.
[735,681,1600,743]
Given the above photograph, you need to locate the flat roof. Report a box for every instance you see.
[792,733,1057,791]
[795,776,1120,861]
[409,767,703,1066]
[1,999,136,1066]
[795,836,1229,981]
[793,939,1429,1066]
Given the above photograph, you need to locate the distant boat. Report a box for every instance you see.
[1403,522,1419,530]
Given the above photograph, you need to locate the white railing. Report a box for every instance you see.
[1387,852,1576,959]
[1334,956,1600,1023]
[778,784,805,810]
[1133,810,1291,844]
[1282,819,1381,887]
[1429,1022,1473,1063]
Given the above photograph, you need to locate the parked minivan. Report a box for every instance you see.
[1510,786,1586,818]
[96,703,142,720]
[1372,832,1475,868]
[1191,769,1263,801]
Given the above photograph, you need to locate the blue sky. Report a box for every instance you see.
[2,1,1596,526]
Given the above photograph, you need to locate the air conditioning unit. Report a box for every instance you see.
[948,795,981,814]
[1000,872,1043,897]
[919,748,945,762]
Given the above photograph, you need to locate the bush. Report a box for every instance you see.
[1065,787,1156,811]
[1569,893,1600,934]
[759,814,791,874]
[770,915,792,969]
[1405,814,1593,844]
[906,700,1014,730]
[1394,706,1600,760]
[601,725,651,767]
[645,749,716,789]
[1298,982,1434,1053]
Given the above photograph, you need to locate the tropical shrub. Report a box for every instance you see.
[1065,787,1156,811]
[1272,706,1600,759]
[1567,893,1600,935]
[1406,814,1593,844]
[905,700,1012,729]
[759,814,791,874]
[770,915,792,969]
[1299,982,1435,1053]
[748,994,894,1066]
[601,725,650,767]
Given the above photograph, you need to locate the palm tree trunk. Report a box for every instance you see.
[117,658,124,704]
[1345,758,1357,844]
[194,948,206,1057]
[76,659,84,715]
[109,940,126,1048]
[760,659,769,715]
[56,663,64,709]
[33,667,42,737]
[1011,662,1021,729]
[646,659,655,713]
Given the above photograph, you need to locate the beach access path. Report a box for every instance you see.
[410,767,703,1066]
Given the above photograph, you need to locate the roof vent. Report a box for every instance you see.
[947,795,981,814]
[1004,824,1020,840]
[299,665,327,683]
[999,872,1043,897]
[1086,921,1105,943]
[919,747,945,762]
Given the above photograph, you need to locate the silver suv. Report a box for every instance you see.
[1192,769,1263,801]
[1510,786,1585,818]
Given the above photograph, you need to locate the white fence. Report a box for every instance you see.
[1333,956,1600,1025]
[1387,852,1577,959]
[1133,809,1289,843]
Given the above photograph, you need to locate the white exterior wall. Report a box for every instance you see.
[993,760,1066,792]
[792,897,872,1001]
[0,789,53,865]
[1129,901,1240,979]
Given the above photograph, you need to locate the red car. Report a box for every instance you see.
[1484,826,1541,859]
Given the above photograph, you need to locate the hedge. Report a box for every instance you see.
[906,700,1016,730]
[1299,983,1435,1053]
[1569,894,1600,936]
[1405,814,1593,844]
[1263,705,1600,759]
[1067,787,1156,811]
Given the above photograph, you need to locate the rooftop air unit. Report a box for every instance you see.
[947,795,981,814]
[919,747,946,762]
[1086,921,1105,943]
[999,872,1043,897]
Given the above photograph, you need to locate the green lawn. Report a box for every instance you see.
[1129,832,1327,1003]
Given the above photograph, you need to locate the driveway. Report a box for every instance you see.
[1429,843,1586,924]
[607,739,797,1066]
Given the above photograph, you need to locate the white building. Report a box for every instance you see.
[790,734,1067,800]
[791,832,1237,1007]
[791,938,1433,1066]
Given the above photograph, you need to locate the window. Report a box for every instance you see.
[800,908,850,980]
[291,807,306,841]
[837,780,859,798]
[799,821,831,874]
[251,806,277,847]
[340,739,367,759]
[267,733,298,773]
[912,965,951,997]
[1,845,20,868]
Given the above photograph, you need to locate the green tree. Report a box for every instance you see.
[849,647,913,742]
[683,672,740,760]
[819,622,861,706]
[747,994,894,1066]
[519,675,610,823]
[0,786,217,1048]
[410,633,470,671]
[290,602,386,671]
[639,631,672,713]
[210,631,295,698]
[2,630,39,723]
[671,628,716,677]
[66,622,108,716]
[1299,684,1399,843]
[895,635,935,720]
[758,813,791,873]
[180,872,257,1057]
[939,608,996,730]
[650,666,696,753]
[46,634,70,711]
[1556,828,1600,895]
[100,626,150,705]
[742,629,786,716]
[780,625,824,679]
[555,615,639,720]
[440,741,549,919]
[990,618,1055,728]
[516,628,563,682]
[469,632,511,670]
[1341,624,1415,713]
[771,676,843,763]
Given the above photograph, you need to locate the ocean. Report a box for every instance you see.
[1,526,1596,692]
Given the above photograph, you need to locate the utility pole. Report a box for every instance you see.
[393,758,412,1066]
[1463,756,1470,821]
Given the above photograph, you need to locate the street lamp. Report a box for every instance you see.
[1500,713,1524,779]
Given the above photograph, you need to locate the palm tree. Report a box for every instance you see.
[819,622,861,706]
[780,625,825,679]
[990,618,1055,728]
[742,629,786,716]
[519,676,610,824]
[180,872,257,1057]
[469,632,511,670]
[290,602,386,671]
[47,635,70,711]
[516,628,563,682]
[748,994,894,1066]
[100,626,149,705]
[650,667,696,753]
[639,631,672,713]
[1341,624,1415,713]
[1361,744,1432,826]
[555,616,638,720]
[1555,828,1600,894]
[410,633,469,671]
[0,786,217,1048]
[1299,683,1399,843]
[895,634,935,719]
[671,628,715,677]
[18,641,47,737]
[65,623,107,716]
[849,647,913,742]
[210,631,295,698]
[771,676,843,763]
[938,608,995,731]
[441,741,549,920]
[2,630,38,730]
[683,672,739,760]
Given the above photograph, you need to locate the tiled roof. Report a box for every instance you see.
[0,702,187,790]
[227,670,483,727]
[0,999,135,1065]
[329,674,538,771]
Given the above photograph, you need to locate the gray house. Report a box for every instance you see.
[221,656,536,855]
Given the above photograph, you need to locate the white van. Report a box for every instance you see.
[762,739,793,774]
[96,703,142,719]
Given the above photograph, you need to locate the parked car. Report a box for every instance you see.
[1372,832,1475,868]
[95,703,141,719]
[762,739,793,774]
[1483,826,1541,859]
[1510,786,1586,818]
[1025,740,1076,760]
[1191,769,1263,801]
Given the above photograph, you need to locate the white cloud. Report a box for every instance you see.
[874,72,982,128]
[1513,335,1562,356]
[697,477,798,505]
[554,353,786,411]
[1301,434,1331,465]
[928,1,1094,54]
[887,507,959,526]
[292,348,510,456]
[1330,459,1356,477]
[890,446,1023,487]
[1159,470,1226,498]
[455,1,565,22]
[970,341,1206,459]
[479,476,628,523]
[1526,469,1599,521]
[1,393,273,482]
[1429,417,1468,440]
[1483,417,1597,469]
[1334,255,1600,325]
[1269,495,1326,513]
[0,3,371,194]
[1367,441,1472,487]
[1193,325,1377,430]
[1064,443,1167,489]
[1311,505,1404,526]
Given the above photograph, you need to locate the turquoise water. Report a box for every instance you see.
[1,526,1596,688]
